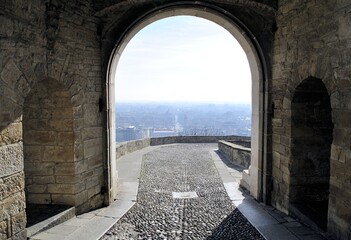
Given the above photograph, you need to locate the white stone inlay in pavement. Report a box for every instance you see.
[172,191,198,199]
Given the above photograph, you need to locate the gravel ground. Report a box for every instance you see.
[101,144,264,240]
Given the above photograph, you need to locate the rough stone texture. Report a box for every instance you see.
[0,143,24,178]
[23,79,75,206]
[0,172,25,201]
[0,0,105,238]
[150,136,251,147]
[271,1,351,239]
[218,140,251,169]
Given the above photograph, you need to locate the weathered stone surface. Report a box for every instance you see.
[0,123,22,146]
[218,140,251,169]
[48,184,75,194]
[0,172,24,201]
[11,229,27,240]
[23,145,41,162]
[42,146,74,162]
[81,127,102,141]
[87,155,103,168]
[26,184,47,194]
[75,190,88,206]
[83,138,102,158]
[0,143,23,178]
[87,184,100,199]
[0,60,22,87]
[0,219,8,239]
[75,160,88,174]
[0,191,25,222]
[56,175,77,184]
[55,163,75,175]
[51,194,75,205]
[85,175,99,189]
[24,131,56,145]
[57,132,74,146]
[33,176,55,184]
[11,211,26,236]
[27,194,51,204]
[24,162,55,176]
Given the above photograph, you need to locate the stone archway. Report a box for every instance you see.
[105,5,266,203]
[23,79,75,227]
[289,77,333,231]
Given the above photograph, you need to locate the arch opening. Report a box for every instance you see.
[107,6,265,202]
[115,16,252,140]
[289,77,333,231]
[23,79,75,228]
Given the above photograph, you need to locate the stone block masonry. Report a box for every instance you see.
[23,80,76,206]
[218,140,251,169]
[271,1,351,239]
[0,0,105,238]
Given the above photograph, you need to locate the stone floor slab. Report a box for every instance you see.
[66,216,117,240]
[258,224,300,240]
[44,225,78,235]
[235,197,279,227]
[97,200,135,218]
[30,232,67,240]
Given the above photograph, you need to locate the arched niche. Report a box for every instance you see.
[23,78,75,226]
[289,77,333,231]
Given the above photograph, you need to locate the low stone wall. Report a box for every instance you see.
[150,135,249,146]
[116,139,151,159]
[218,140,251,169]
[116,136,250,159]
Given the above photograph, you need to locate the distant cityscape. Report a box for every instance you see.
[116,102,251,143]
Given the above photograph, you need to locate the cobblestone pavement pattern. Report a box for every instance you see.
[101,144,264,240]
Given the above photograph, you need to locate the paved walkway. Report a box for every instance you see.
[30,144,328,240]
[102,144,263,239]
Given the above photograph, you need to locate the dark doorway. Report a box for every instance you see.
[289,77,333,231]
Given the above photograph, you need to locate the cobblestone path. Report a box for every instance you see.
[101,144,264,240]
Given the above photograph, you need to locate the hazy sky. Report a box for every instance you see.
[115,16,251,104]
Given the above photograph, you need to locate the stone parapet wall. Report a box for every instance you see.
[150,136,250,146]
[218,140,251,169]
[116,139,151,159]
[116,136,250,159]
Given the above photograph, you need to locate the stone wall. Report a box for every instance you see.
[150,136,250,146]
[218,140,251,169]
[116,139,151,159]
[23,79,75,206]
[271,1,351,239]
[0,1,105,238]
